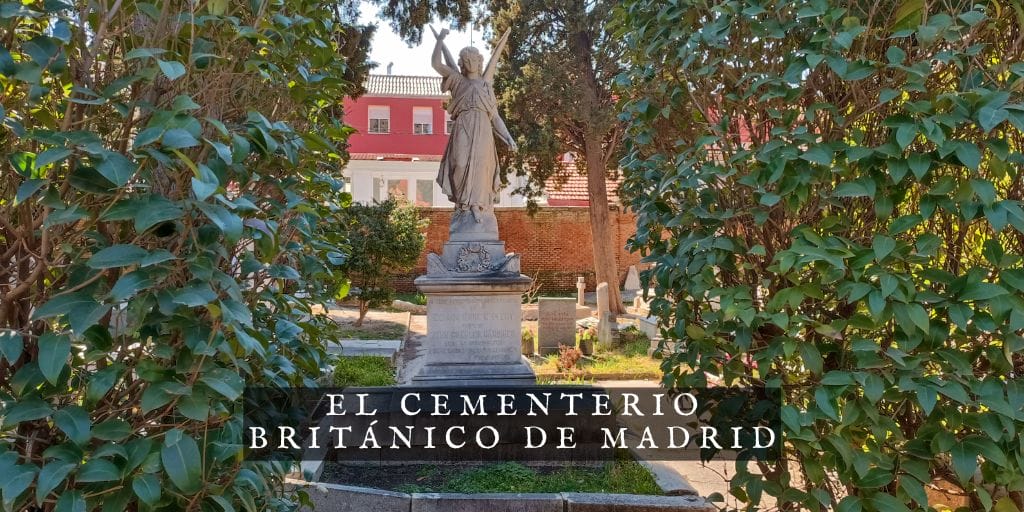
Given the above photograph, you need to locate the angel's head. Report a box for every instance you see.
[458,46,484,76]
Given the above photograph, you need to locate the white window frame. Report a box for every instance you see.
[413,106,433,135]
[368,105,390,134]
[445,111,453,135]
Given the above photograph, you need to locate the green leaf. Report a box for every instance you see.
[172,282,218,307]
[200,367,244,400]
[76,458,120,482]
[162,128,200,149]
[135,196,183,232]
[54,491,86,512]
[162,433,203,493]
[954,142,982,170]
[978,106,1009,133]
[895,124,916,149]
[53,406,91,445]
[907,154,930,179]
[0,330,23,363]
[94,151,137,186]
[960,282,1008,301]
[38,332,71,385]
[36,461,77,503]
[157,59,187,80]
[885,46,905,64]
[1,463,36,507]
[2,398,53,427]
[196,202,243,243]
[132,474,161,505]
[15,179,47,204]
[110,271,154,302]
[872,235,896,261]
[87,244,148,269]
[92,419,132,441]
[951,440,978,483]
[863,374,884,403]
[36,148,72,168]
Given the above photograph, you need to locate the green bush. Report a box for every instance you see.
[0,1,370,509]
[336,198,426,325]
[617,0,1024,510]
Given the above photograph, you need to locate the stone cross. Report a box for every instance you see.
[576,276,586,306]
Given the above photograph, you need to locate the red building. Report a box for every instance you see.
[342,74,526,207]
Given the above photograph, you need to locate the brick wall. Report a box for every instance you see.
[395,207,641,293]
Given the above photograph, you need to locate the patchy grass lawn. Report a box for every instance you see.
[332,356,396,387]
[531,331,664,380]
[336,321,407,340]
[358,456,661,494]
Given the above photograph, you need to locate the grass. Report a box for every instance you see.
[394,292,427,306]
[395,457,662,495]
[531,328,663,379]
[332,356,396,387]
[336,320,407,340]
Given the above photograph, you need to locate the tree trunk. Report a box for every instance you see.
[583,138,624,314]
[354,301,369,327]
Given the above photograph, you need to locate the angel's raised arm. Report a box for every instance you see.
[430,26,457,77]
[483,29,511,83]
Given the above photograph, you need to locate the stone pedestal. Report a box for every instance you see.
[412,240,535,386]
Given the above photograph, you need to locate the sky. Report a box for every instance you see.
[357,1,489,76]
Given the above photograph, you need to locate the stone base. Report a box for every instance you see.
[411,273,535,386]
[449,208,499,241]
[409,358,536,386]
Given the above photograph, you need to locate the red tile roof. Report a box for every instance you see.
[544,167,621,206]
[365,75,446,98]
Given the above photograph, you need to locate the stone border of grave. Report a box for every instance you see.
[288,480,716,512]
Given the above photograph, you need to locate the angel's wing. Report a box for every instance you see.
[483,29,511,83]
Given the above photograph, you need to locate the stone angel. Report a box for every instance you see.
[430,26,517,233]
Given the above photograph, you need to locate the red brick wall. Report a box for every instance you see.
[395,207,641,293]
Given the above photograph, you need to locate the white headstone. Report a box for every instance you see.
[537,298,577,355]
[576,276,586,306]
[624,265,641,291]
[596,282,613,346]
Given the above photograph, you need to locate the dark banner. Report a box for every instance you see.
[243,385,781,463]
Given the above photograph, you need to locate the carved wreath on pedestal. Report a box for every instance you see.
[456,244,492,272]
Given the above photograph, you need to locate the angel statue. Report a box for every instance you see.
[430,26,518,241]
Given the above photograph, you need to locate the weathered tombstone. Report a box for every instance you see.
[537,298,577,355]
[576,276,586,306]
[624,265,641,291]
[595,282,614,346]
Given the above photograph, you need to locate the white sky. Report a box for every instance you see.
[358,1,488,76]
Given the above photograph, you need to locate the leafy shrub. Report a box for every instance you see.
[337,198,426,326]
[522,328,537,355]
[0,1,370,509]
[617,0,1024,510]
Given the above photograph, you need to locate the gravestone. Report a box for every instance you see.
[576,276,586,306]
[624,265,641,291]
[537,298,577,355]
[595,282,614,346]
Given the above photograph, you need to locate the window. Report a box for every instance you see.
[372,177,383,202]
[368,105,389,134]
[415,180,433,206]
[413,107,433,135]
[387,179,408,201]
[445,111,454,134]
